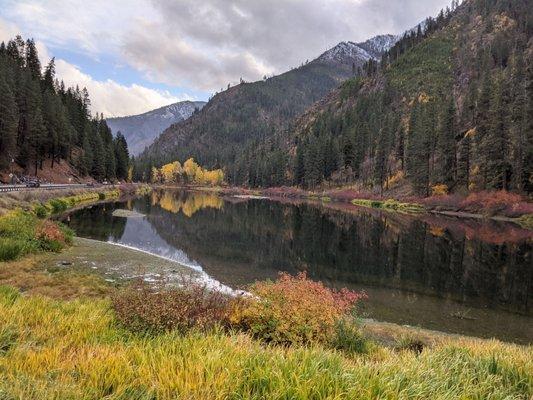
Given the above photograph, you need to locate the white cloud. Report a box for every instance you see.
[3,0,454,102]
[55,59,182,117]
[3,0,156,56]
[0,16,19,42]
[122,0,452,91]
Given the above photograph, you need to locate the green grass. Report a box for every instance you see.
[28,189,121,219]
[0,210,72,261]
[0,287,530,399]
[351,198,425,213]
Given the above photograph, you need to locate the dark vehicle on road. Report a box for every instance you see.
[25,179,40,188]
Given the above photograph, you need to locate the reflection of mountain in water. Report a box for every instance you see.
[139,191,532,317]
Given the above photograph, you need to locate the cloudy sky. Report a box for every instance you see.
[0,0,451,117]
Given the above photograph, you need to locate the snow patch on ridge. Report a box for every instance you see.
[316,34,399,65]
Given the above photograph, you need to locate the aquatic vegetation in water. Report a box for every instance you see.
[351,198,425,213]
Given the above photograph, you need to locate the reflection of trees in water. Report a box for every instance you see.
[147,196,531,315]
[66,202,127,241]
[150,190,223,217]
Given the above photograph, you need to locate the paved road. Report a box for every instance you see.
[0,183,87,193]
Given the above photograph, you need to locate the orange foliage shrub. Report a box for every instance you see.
[460,190,525,215]
[35,220,71,252]
[431,184,448,196]
[36,220,65,243]
[230,272,366,345]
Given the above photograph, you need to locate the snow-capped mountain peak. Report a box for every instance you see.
[358,34,398,58]
[317,41,373,63]
[316,34,398,66]
[106,100,206,156]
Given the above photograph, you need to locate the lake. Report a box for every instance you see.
[64,189,533,344]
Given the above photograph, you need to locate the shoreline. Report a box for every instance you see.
[12,234,530,346]
[153,184,533,229]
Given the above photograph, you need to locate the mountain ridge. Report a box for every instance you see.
[134,33,398,179]
[278,0,532,194]
[107,100,206,156]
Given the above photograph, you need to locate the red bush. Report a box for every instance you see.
[112,280,231,333]
[421,190,532,217]
[229,272,366,345]
[460,191,528,216]
[36,220,66,244]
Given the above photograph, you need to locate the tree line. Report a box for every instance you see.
[0,36,129,182]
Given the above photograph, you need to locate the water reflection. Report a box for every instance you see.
[152,190,223,217]
[65,189,533,343]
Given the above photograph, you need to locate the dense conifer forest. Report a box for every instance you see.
[285,0,532,195]
[0,36,129,182]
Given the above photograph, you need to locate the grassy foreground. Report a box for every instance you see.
[0,187,531,399]
[0,285,531,400]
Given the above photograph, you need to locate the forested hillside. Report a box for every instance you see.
[134,36,396,181]
[0,36,129,182]
[278,0,533,195]
[138,0,531,196]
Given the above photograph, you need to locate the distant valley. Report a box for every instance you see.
[107,101,206,156]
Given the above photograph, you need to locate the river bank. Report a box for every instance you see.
[1,237,531,399]
[175,185,533,229]
[0,236,486,346]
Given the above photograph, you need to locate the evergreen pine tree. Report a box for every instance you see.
[406,102,432,196]
[483,73,509,189]
[524,56,533,193]
[25,39,41,81]
[0,76,18,169]
[436,97,457,187]
[114,132,130,180]
[294,142,306,185]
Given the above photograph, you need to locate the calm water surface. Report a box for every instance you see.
[65,189,533,344]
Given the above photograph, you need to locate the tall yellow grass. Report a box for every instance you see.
[0,285,531,400]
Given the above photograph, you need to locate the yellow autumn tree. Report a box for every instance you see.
[160,161,182,183]
[204,169,224,186]
[153,158,224,186]
[127,166,133,183]
[151,167,161,184]
[183,158,200,183]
